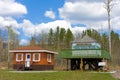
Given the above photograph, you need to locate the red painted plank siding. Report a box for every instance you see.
[13,52,54,65]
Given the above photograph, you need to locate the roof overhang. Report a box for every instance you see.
[60,49,110,59]
[9,50,58,54]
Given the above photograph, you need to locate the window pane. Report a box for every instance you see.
[33,53,40,62]
[27,55,30,58]
[18,54,22,60]
[47,54,51,62]
[16,53,23,61]
[35,54,39,60]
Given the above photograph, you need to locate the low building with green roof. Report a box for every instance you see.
[60,35,110,70]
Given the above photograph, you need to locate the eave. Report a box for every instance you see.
[9,50,58,54]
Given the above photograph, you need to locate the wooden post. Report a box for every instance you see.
[67,59,68,71]
[80,58,83,71]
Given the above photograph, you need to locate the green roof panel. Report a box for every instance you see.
[60,49,110,59]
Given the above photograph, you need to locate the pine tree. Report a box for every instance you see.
[48,28,54,46]
[54,26,60,50]
[60,28,66,49]
[65,28,74,48]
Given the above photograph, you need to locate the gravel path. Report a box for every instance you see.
[9,71,57,73]
[112,70,120,79]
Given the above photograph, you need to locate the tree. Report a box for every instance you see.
[65,28,74,48]
[60,28,66,49]
[101,33,109,51]
[39,31,48,48]
[110,31,120,65]
[48,28,54,46]
[0,29,8,62]
[7,27,19,49]
[54,26,60,50]
[60,28,66,42]
[91,29,101,43]
[30,36,36,46]
[7,26,19,69]
[104,0,114,56]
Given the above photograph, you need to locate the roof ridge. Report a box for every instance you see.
[73,35,97,43]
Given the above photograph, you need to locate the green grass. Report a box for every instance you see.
[0,70,117,80]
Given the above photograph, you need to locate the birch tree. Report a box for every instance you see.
[104,0,114,56]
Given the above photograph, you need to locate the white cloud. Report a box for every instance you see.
[0,17,19,28]
[0,16,20,35]
[0,0,27,16]
[111,17,120,30]
[71,26,86,34]
[21,19,72,37]
[59,2,107,24]
[0,0,27,35]
[20,19,89,45]
[59,0,120,32]
[44,10,56,19]
[19,39,30,46]
[66,0,105,3]
[21,20,35,37]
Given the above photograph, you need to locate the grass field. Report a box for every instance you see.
[0,70,118,80]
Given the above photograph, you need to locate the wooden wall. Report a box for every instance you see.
[13,52,54,65]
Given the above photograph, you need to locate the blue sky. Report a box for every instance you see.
[0,0,120,45]
[15,0,64,23]
[15,0,65,43]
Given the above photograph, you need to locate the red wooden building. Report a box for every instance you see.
[9,46,57,70]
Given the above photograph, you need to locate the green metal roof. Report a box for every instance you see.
[60,49,110,59]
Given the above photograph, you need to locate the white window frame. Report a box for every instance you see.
[47,53,52,62]
[33,53,40,62]
[16,53,23,62]
[26,53,31,61]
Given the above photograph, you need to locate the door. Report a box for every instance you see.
[26,54,31,61]
[25,53,31,67]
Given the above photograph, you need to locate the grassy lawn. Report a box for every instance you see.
[0,70,117,80]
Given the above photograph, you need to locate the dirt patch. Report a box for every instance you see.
[112,70,120,79]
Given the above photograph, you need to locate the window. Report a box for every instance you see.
[47,53,52,62]
[33,53,40,62]
[16,53,23,62]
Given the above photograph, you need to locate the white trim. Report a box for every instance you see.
[9,50,58,54]
[26,53,31,61]
[47,54,52,62]
[33,53,40,62]
[16,53,23,62]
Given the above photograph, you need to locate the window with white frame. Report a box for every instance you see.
[47,53,52,62]
[16,53,23,62]
[33,53,40,62]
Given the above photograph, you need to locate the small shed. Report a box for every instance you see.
[10,46,57,71]
[60,35,110,71]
